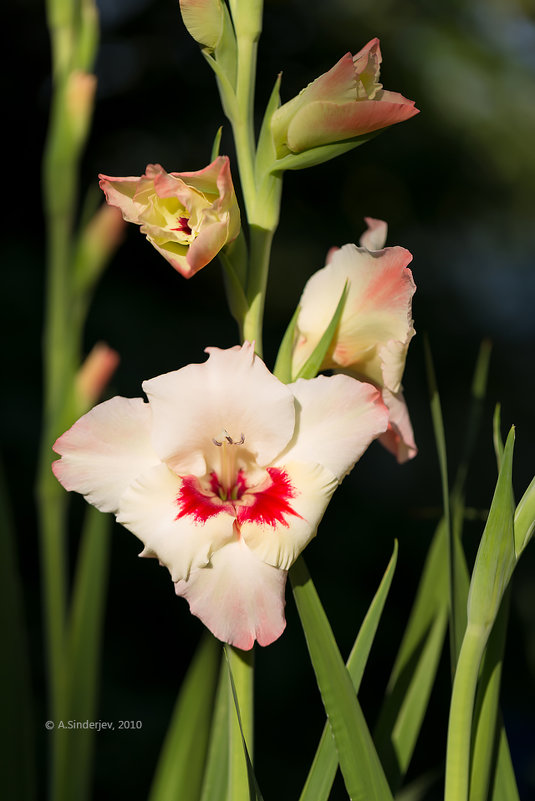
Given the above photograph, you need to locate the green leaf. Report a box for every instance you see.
[493,404,504,470]
[290,556,394,801]
[513,474,535,556]
[148,634,221,801]
[255,74,281,183]
[269,132,379,173]
[295,283,348,381]
[54,507,111,801]
[374,519,449,791]
[0,458,35,801]
[224,647,263,801]
[200,660,230,801]
[467,428,516,629]
[489,721,521,801]
[299,542,398,801]
[423,336,465,671]
[469,589,511,801]
[219,246,249,333]
[273,305,300,384]
[211,126,223,159]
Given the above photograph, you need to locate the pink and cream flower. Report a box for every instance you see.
[292,219,417,463]
[271,39,419,158]
[99,157,240,278]
[52,343,388,649]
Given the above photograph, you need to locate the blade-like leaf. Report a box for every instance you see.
[200,659,230,801]
[290,556,394,801]
[467,428,516,629]
[224,646,263,801]
[270,132,379,172]
[255,74,281,183]
[295,283,348,381]
[55,508,111,801]
[374,519,448,790]
[489,720,521,801]
[273,305,300,384]
[148,633,221,801]
[514,474,535,556]
[211,126,223,160]
[469,589,510,801]
[299,542,398,801]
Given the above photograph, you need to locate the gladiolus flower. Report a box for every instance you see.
[52,343,388,649]
[292,219,417,463]
[271,39,418,158]
[99,157,240,278]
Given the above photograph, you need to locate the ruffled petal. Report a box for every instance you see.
[117,463,236,581]
[143,343,295,475]
[52,397,159,513]
[240,460,338,570]
[293,243,415,386]
[281,375,389,480]
[379,389,417,463]
[175,538,287,649]
[359,217,388,251]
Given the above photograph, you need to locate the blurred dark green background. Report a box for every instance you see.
[5,0,535,798]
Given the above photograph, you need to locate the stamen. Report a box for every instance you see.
[212,430,245,447]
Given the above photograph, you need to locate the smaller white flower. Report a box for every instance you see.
[53,343,388,649]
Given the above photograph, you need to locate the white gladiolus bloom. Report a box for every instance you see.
[53,343,388,649]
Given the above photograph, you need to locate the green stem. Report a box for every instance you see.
[242,226,274,354]
[444,623,488,801]
[226,646,254,801]
[232,34,258,219]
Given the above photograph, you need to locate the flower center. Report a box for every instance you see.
[211,430,246,500]
[171,215,193,236]
[174,429,302,528]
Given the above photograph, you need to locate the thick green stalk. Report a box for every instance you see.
[242,226,274,354]
[226,646,254,801]
[231,33,258,219]
[444,623,488,801]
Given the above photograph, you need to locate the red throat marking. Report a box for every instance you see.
[175,467,301,528]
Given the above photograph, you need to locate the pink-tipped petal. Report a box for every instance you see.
[359,217,388,251]
[175,538,287,649]
[282,375,389,480]
[379,389,417,463]
[293,243,415,386]
[52,397,159,513]
[287,97,419,152]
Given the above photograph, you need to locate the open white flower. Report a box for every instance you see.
[52,343,388,649]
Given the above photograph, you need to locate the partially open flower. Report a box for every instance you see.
[99,157,240,278]
[292,219,417,463]
[271,39,418,158]
[52,343,388,649]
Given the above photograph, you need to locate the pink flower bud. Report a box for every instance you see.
[271,39,418,158]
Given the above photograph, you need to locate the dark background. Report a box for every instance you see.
[5,0,535,798]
